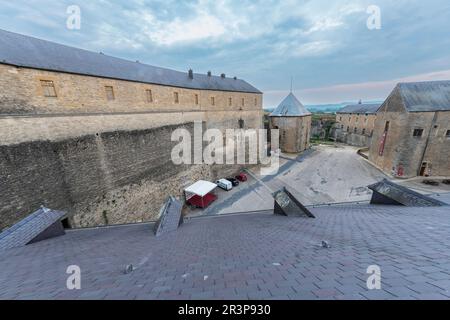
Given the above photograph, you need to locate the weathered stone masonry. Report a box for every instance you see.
[0,122,245,230]
[0,29,263,229]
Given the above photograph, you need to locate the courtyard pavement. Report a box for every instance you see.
[1,204,450,300]
[188,144,388,217]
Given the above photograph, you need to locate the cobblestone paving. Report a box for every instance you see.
[1,205,450,300]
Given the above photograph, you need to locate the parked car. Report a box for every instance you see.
[216,179,233,191]
[226,177,240,187]
[235,173,248,182]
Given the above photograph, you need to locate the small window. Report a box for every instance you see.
[238,119,244,129]
[229,97,232,106]
[354,127,357,133]
[211,96,215,106]
[105,86,115,101]
[413,129,424,137]
[339,116,342,121]
[445,130,450,137]
[346,127,350,132]
[146,89,153,103]
[174,92,179,103]
[241,98,245,107]
[195,94,199,105]
[254,97,257,106]
[41,80,57,97]
[341,124,344,129]
[362,128,366,135]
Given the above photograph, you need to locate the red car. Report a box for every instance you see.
[235,173,248,182]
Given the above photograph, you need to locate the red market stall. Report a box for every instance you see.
[184,180,218,209]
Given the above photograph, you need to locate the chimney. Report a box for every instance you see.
[207,71,212,77]
[358,99,362,104]
[188,69,194,79]
[221,73,226,78]
[233,76,237,80]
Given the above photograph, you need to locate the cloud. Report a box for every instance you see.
[265,69,450,106]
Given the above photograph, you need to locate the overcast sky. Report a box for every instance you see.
[1,0,449,107]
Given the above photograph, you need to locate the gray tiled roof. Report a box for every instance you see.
[0,207,65,252]
[0,29,261,94]
[270,93,311,117]
[337,103,381,114]
[396,81,450,112]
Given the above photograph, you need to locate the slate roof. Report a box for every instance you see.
[0,29,261,94]
[270,93,312,117]
[337,103,381,114]
[0,207,65,252]
[396,81,450,112]
[1,205,450,299]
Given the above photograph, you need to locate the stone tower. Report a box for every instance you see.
[269,93,312,153]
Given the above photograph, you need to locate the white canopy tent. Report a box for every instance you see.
[184,180,218,208]
[184,180,217,197]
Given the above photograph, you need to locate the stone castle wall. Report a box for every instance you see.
[369,88,450,178]
[270,116,311,153]
[0,64,263,230]
[0,123,247,230]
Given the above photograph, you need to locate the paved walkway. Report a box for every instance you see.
[1,204,450,300]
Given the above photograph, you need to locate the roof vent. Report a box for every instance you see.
[207,71,212,77]
[188,69,194,79]
[221,73,226,78]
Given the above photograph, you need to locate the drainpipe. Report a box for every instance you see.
[417,112,438,176]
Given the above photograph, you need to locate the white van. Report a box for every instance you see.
[216,179,233,191]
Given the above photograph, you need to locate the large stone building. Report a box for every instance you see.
[0,29,263,230]
[333,103,381,147]
[269,93,312,153]
[369,81,450,178]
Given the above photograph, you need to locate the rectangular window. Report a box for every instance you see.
[354,127,357,133]
[105,86,115,101]
[254,97,257,106]
[41,80,57,97]
[229,97,232,106]
[362,128,366,135]
[446,130,450,137]
[174,92,179,103]
[146,89,153,103]
[339,116,342,121]
[242,98,245,107]
[413,129,424,137]
[195,94,199,105]
[211,96,215,106]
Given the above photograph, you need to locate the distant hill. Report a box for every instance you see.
[264,100,383,114]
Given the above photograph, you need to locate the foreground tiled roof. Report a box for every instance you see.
[337,103,381,114]
[270,93,311,117]
[0,29,261,94]
[0,207,65,252]
[1,205,450,300]
[397,81,450,112]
